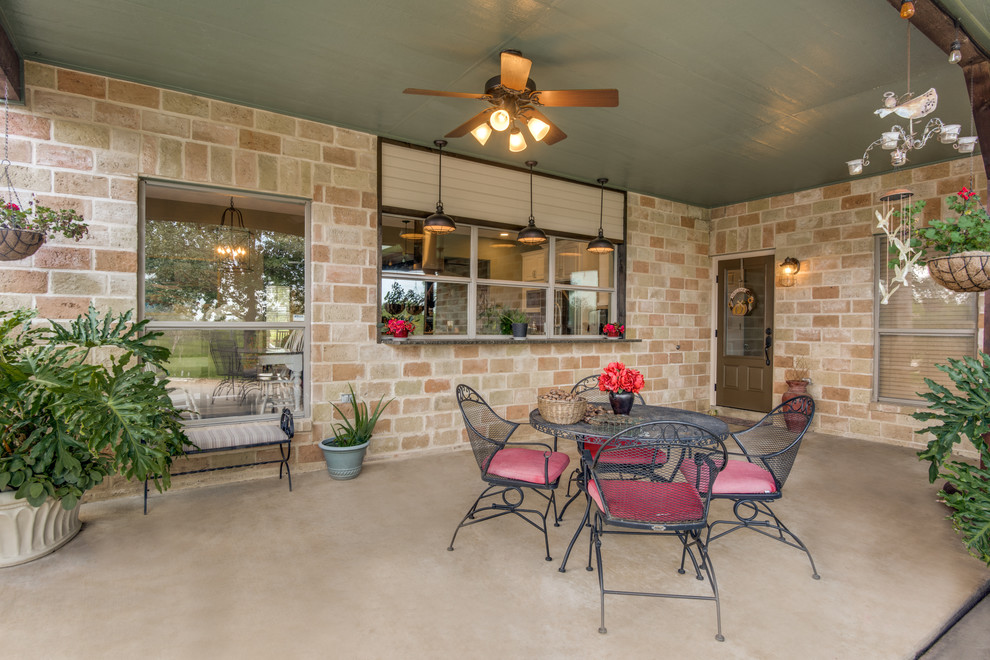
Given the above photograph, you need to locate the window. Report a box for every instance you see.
[140,181,308,422]
[874,236,977,403]
[381,216,616,338]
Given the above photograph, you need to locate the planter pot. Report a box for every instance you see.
[605,333,622,340]
[927,251,990,293]
[390,329,408,342]
[511,322,528,340]
[383,303,404,315]
[0,228,45,261]
[608,391,635,416]
[319,438,370,480]
[781,379,811,432]
[0,491,81,567]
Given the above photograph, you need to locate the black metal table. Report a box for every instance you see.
[529,403,730,572]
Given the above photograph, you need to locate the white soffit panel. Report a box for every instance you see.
[382,142,624,240]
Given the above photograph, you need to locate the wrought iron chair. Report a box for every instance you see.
[557,374,646,522]
[588,421,727,640]
[706,395,819,579]
[449,384,571,561]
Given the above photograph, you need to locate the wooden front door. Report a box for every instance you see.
[716,255,775,412]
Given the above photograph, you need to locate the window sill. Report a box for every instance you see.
[380,337,641,346]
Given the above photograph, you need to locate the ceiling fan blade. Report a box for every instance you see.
[534,89,619,107]
[524,108,567,145]
[500,51,532,91]
[403,88,488,99]
[445,108,496,138]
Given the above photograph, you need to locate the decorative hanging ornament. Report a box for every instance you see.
[215,197,253,272]
[875,188,921,305]
[728,287,756,316]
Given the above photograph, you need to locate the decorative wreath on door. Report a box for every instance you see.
[728,287,756,316]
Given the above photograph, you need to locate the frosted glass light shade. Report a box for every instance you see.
[471,123,492,145]
[490,109,511,132]
[508,128,527,152]
[527,116,550,141]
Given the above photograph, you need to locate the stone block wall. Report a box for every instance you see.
[2,63,715,500]
[711,159,988,449]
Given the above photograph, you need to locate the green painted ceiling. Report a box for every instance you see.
[0,0,987,208]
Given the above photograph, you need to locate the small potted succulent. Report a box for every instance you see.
[384,318,415,341]
[319,384,394,480]
[0,197,88,261]
[602,322,624,339]
[500,309,529,340]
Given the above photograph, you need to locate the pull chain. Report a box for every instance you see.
[1,80,21,209]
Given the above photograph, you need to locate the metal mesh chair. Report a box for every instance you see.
[588,421,727,640]
[707,395,819,579]
[449,384,571,561]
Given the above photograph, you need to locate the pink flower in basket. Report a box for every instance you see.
[385,319,415,336]
[602,323,624,336]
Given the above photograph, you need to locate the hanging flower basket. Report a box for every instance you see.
[0,227,44,261]
[926,251,990,293]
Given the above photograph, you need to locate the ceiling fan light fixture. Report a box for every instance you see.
[508,127,527,152]
[424,139,457,235]
[587,177,614,254]
[490,108,511,132]
[470,122,492,145]
[526,116,550,141]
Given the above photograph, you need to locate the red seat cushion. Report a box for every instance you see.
[587,480,704,524]
[712,460,777,495]
[486,447,570,484]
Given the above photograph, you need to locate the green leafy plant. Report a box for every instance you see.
[0,199,88,241]
[916,188,990,256]
[500,308,528,334]
[0,306,188,510]
[914,353,990,565]
[327,384,394,447]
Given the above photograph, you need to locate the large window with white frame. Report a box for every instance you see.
[140,180,308,422]
[381,215,616,338]
[874,236,977,404]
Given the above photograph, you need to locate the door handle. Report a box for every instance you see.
[764,328,773,366]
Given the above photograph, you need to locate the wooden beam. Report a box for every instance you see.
[0,20,20,102]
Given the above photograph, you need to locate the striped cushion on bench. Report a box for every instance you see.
[185,422,289,452]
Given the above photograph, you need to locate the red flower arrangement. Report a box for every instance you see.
[598,361,645,394]
[602,323,624,337]
[385,319,415,336]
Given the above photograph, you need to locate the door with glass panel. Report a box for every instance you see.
[716,255,774,412]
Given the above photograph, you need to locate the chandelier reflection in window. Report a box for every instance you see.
[215,197,254,272]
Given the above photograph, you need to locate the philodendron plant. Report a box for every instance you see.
[0,306,188,510]
[913,353,990,565]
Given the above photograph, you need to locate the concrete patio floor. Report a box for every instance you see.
[3,429,988,659]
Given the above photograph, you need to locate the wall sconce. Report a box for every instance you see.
[779,257,801,287]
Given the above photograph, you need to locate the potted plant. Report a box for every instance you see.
[909,187,990,293]
[500,309,529,340]
[913,353,990,566]
[319,384,394,480]
[602,322,624,339]
[0,306,188,566]
[597,361,645,415]
[0,198,88,261]
[384,318,415,341]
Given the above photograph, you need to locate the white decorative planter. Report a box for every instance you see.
[0,491,81,567]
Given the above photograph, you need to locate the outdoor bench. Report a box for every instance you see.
[143,408,295,513]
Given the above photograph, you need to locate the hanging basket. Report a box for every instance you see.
[926,251,990,293]
[0,227,44,261]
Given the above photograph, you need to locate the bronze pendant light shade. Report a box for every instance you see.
[517,160,547,245]
[587,177,614,254]
[423,139,457,234]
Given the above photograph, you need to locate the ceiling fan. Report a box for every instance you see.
[403,50,618,152]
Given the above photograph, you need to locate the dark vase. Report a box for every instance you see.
[781,379,810,432]
[511,322,528,340]
[609,391,635,415]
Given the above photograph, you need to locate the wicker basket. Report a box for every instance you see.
[0,228,44,261]
[537,396,587,425]
[927,251,990,293]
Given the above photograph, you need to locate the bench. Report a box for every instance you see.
[144,408,295,513]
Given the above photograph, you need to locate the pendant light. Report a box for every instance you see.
[517,160,547,245]
[215,197,254,271]
[587,178,614,254]
[423,139,456,234]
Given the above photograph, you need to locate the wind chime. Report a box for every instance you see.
[875,188,921,305]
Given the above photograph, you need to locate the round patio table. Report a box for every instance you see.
[529,403,730,573]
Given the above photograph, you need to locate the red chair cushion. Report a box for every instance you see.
[486,447,570,484]
[712,459,777,495]
[587,480,704,524]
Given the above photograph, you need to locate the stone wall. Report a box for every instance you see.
[711,160,988,449]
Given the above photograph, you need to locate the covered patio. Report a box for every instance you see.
[4,429,986,658]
